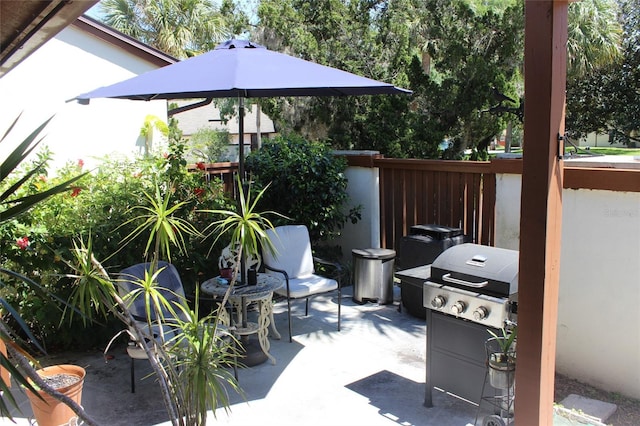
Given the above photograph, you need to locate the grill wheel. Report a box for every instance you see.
[482,415,508,426]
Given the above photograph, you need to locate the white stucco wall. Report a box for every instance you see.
[332,152,381,266]
[493,171,640,399]
[556,189,640,398]
[0,24,168,172]
[578,132,627,148]
[494,173,522,250]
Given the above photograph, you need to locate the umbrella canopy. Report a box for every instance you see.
[76,38,410,177]
[76,39,411,101]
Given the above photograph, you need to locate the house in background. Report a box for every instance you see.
[0,15,175,171]
[578,132,627,148]
[172,100,277,162]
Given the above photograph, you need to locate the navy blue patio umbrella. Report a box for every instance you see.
[76,39,411,177]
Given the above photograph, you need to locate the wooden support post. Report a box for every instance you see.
[515,1,568,424]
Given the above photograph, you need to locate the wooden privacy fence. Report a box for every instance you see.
[372,158,496,250]
[187,162,238,195]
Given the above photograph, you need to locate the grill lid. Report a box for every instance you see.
[410,224,463,239]
[430,244,519,297]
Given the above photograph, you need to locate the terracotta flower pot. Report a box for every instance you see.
[26,364,85,426]
[219,267,233,280]
[0,340,9,388]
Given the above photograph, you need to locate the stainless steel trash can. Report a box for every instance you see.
[352,248,396,304]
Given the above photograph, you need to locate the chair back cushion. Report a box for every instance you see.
[264,225,314,279]
[118,261,185,321]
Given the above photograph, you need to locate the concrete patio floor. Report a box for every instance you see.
[4,286,486,426]
[4,286,614,426]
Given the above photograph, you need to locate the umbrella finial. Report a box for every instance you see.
[215,39,265,50]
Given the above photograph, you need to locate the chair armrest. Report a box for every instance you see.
[263,263,291,297]
[313,257,343,285]
[313,256,342,271]
[263,263,289,279]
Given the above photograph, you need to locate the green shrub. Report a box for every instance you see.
[0,140,231,351]
[245,134,360,245]
[188,128,231,162]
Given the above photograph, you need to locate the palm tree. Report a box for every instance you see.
[99,0,232,58]
[567,0,622,78]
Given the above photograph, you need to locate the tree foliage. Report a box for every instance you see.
[255,0,525,158]
[566,0,638,146]
[99,0,232,58]
[410,0,525,157]
[245,134,360,244]
[255,0,416,155]
[188,128,232,162]
[96,0,635,156]
[567,0,622,79]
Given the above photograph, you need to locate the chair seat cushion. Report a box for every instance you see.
[126,344,149,360]
[273,274,337,299]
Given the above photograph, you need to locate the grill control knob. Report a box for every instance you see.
[431,295,447,309]
[451,301,466,315]
[473,306,489,320]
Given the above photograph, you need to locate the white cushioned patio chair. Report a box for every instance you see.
[263,225,342,343]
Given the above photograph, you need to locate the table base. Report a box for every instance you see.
[200,274,284,365]
[239,337,269,367]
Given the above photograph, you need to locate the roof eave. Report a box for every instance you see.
[72,15,178,67]
[0,0,99,77]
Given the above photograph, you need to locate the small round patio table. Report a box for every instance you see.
[201,273,283,364]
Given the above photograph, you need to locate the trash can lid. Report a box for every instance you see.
[352,248,396,260]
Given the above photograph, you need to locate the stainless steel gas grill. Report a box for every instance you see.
[423,244,519,407]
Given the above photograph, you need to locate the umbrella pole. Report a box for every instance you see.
[235,98,266,366]
[238,96,247,285]
[238,96,245,183]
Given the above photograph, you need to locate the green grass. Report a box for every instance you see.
[491,146,640,157]
[583,147,640,156]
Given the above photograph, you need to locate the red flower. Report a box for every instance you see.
[16,236,29,250]
[38,175,47,183]
[194,188,205,198]
[196,162,206,171]
[70,187,82,197]
[77,159,84,169]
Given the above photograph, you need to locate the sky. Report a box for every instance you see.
[85,3,102,20]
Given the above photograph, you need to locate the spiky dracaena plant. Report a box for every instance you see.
[200,176,286,307]
[0,116,91,423]
[66,176,285,425]
[487,325,517,363]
